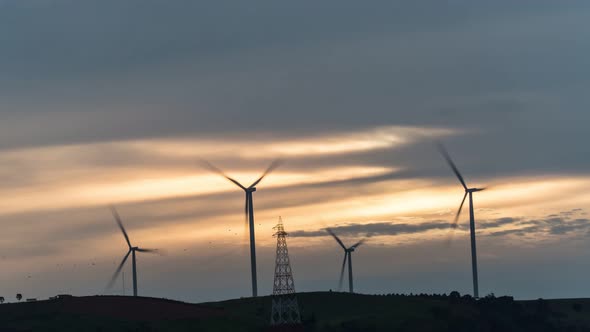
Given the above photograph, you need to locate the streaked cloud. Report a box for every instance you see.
[290,209,590,243]
[126,125,456,159]
[290,221,452,238]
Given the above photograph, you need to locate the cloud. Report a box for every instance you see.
[487,210,590,237]
[0,123,461,215]
[0,0,589,185]
[291,220,453,238]
[289,216,522,239]
[129,125,456,159]
[478,217,520,229]
[290,210,590,240]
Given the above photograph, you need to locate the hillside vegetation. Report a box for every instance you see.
[1,292,590,331]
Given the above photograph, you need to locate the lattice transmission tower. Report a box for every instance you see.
[270,217,301,326]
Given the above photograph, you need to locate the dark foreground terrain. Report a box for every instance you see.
[1,292,590,331]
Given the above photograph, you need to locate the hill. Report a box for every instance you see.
[0,295,237,332]
[1,292,590,331]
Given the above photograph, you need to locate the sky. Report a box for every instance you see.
[1,0,590,303]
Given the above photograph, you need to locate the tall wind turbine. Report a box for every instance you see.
[107,207,159,297]
[327,228,365,293]
[438,144,486,299]
[203,160,282,297]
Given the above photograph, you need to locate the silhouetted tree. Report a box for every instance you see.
[16,293,22,301]
[461,294,473,301]
[0,296,4,304]
[449,291,461,299]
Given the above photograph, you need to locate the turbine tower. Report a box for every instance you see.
[203,160,282,297]
[107,207,159,297]
[327,229,365,293]
[438,144,487,299]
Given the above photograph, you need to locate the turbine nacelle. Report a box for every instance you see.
[466,188,486,193]
[247,187,257,193]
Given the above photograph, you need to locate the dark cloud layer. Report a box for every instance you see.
[0,0,589,183]
[291,209,589,240]
[291,221,451,238]
[489,213,590,238]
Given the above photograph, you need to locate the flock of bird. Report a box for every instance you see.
[104,143,485,299]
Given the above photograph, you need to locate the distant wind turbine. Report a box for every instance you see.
[327,228,365,293]
[107,207,159,297]
[438,143,487,299]
[203,160,282,297]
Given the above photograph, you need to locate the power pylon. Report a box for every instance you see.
[270,217,301,326]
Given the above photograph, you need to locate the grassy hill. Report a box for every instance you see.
[1,292,590,331]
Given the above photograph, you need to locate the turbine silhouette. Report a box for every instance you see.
[203,160,282,297]
[327,228,365,293]
[106,207,159,297]
[438,143,486,298]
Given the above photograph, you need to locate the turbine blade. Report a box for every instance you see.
[111,206,131,248]
[453,192,468,225]
[136,248,159,254]
[327,228,347,250]
[201,160,247,190]
[248,159,283,189]
[338,252,347,292]
[437,143,468,190]
[106,250,131,290]
[350,239,366,250]
[446,192,468,245]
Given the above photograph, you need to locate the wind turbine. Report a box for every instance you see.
[438,143,486,299]
[327,228,365,293]
[107,207,159,297]
[203,160,282,297]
